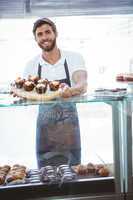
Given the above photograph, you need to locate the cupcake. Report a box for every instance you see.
[35,83,47,94]
[87,163,95,174]
[23,81,35,91]
[49,80,60,91]
[98,167,109,177]
[37,78,49,85]
[15,77,25,89]
[28,75,40,84]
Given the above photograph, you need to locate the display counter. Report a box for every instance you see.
[0,93,124,200]
[122,96,133,200]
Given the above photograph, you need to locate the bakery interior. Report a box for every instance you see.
[0,0,133,200]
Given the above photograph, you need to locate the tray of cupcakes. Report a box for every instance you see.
[10,75,63,101]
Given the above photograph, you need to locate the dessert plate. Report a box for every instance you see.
[11,87,61,101]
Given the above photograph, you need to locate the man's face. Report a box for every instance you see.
[35,24,57,52]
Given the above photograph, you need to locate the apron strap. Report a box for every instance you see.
[38,63,42,79]
[64,59,71,87]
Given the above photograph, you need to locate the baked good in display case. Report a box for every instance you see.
[72,163,110,177]
[116,73,133,94]
[11,75,62,101]
[0,165,10,185]
[0,164,27,186]
[116,73,133,82]
[0,162,111,187]
[5,164,27,185]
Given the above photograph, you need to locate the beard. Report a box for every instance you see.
[38,38,56,52]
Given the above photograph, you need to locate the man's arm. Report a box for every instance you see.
[61,69,88,98]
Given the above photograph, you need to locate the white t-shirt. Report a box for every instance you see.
[23,50,86,87]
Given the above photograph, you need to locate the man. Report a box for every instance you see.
[23,18,87,168]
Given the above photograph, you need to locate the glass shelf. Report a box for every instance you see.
[0,93,124,107]
[124,94,133,101]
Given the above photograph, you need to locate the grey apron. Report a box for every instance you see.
[36,59,81,167]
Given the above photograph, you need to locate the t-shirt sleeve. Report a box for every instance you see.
[65,51,87,87]
[68,52,86,75]
[66,52,86,85]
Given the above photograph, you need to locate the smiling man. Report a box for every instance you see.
[23,18,88,168]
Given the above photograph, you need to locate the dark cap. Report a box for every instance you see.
[33,18,57,35]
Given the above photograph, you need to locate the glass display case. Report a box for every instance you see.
[0,93,124,200]
[122,96,133,200]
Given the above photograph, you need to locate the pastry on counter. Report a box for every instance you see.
[0,175,5,185]
[57,164,76,181]
[40,165,57,183]
[96,165,110,177]
[73,164,88,175]
[87,162,96,174]
[116,75,124,82]
[95,164,104,174]
[72,163,110,177]
[5,164,27,185]
[116,73,133,82]
[0,165,11,185]
[0,165,11,172]
[124,76,133,81]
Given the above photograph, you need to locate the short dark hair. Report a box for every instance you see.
[33,18,57,35]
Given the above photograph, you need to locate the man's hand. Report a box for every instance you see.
[59,69,87,98]
[59,83,72,98]
[61,87,72,98]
